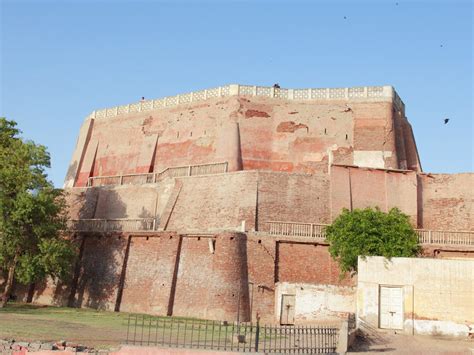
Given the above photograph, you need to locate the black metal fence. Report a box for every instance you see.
[125,314,339,353]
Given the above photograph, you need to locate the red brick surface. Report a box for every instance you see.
[69,95,421,187]
[277,242,354,287]
[72,235,128,310]
[166,173,258,232]
[120,234,179,315]
[418,173,473,230]
[330,166,418,224]
[257,171,331,226]
[246,235,277,323]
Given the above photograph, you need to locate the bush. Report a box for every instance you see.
[326,207,421,274]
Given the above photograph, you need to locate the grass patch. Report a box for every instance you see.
[0,302,197,348]
[0,303,303,350]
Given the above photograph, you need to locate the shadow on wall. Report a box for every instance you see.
[72,189,128,310]
[64,161,78,187]
[26,188,101,306]
[138,206,154,219]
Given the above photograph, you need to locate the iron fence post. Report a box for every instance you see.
[133,314,138,345]
[126,314,131,344]
[140,315,145,345]
[148,317,152,345]
[255,318,260,352]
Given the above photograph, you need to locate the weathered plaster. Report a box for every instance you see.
[357,256,474,338]
[275,282,356,323]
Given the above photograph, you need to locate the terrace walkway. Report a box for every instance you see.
[67,219,474,247]
[87,162,228,187]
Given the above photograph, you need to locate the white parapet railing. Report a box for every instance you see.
[415,229,474,246]
[266,221,328,239]
[67,219,474,246]
[264,221,474,247]
[87,162,228,187]
[68,218,157,232]
[88,84,405,120]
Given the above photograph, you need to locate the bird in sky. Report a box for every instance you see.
[444,118,450,124]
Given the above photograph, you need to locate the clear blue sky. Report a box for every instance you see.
[1,0,472,187]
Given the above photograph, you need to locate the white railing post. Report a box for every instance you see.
[428,230,432,244]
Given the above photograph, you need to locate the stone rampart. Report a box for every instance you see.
[65,84,418,188]
[65,168,472,234]
[9,229,473,325]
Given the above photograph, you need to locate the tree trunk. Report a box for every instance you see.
[0,253,18,308]
[26,283,36,303]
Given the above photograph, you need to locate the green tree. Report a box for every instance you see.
[0,118,75,307]
[326,207,421,275]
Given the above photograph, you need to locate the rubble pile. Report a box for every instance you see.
[0,339,101,353]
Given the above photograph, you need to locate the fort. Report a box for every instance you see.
[15,84,473,331]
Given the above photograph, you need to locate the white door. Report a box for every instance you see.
[280,294,296,325]
[379,286,404,330]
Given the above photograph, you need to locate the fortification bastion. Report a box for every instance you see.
[11,84,472,329]
[65,84,420,188]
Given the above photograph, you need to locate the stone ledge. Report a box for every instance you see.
[88,84,405,120]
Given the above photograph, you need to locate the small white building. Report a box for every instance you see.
[356,256,473,338]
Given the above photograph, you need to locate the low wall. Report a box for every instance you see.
[357,256,474,338]
[275,282,355,323]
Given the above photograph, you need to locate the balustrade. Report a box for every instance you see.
[89,84,404,120]
[87,162,228,187]
[68,218,156,232]
[264,221,473,246]
[68,219,473,247]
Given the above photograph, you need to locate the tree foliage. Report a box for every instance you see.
[326,207,421,274]
[0,118,75,306]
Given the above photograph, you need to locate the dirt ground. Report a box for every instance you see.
[348,329,474,354]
